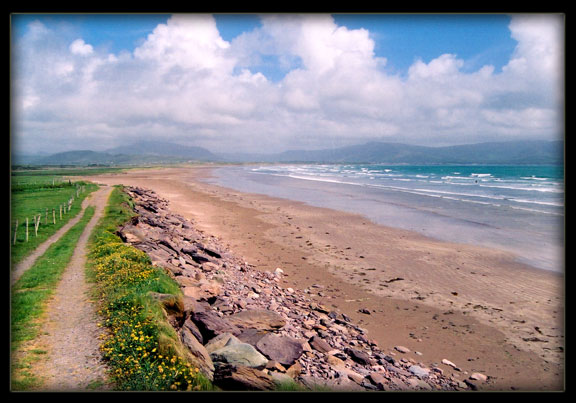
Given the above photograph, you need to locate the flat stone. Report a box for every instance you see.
[255,333,304,367]
[470,372,488,382]
[190,310,240,342]
[395,346,411,354]
[214,365,275,391]
[345,347,375,366]
[309,335,334,354]
[227,309,286,331]
[408,365,430,378]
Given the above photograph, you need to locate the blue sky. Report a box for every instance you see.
[12,13,517,76]
[11,13,563,154]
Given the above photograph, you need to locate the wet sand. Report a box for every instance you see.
[88,166,564,391]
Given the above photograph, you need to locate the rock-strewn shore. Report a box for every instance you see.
[118,186,477,391]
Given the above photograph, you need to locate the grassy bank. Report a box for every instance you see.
[86,186,213,391]
[11,206,96,390]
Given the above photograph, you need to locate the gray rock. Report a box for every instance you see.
[210,336,269,369]
[204,333,237,354]
[408,365,430,379]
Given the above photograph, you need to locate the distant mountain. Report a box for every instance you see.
[20,141,222,166]
[220,140,564,165]
[106,141,220,161]
[14,139,563,167]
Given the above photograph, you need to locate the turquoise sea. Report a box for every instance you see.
[205,164,564,273]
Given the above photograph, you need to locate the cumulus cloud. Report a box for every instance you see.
[69,39,93,56]
[12,14,564,155]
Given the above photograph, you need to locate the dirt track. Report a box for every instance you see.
[18,185,114,391]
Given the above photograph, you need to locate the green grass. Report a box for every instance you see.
[11,206,96,391]
[86,186,214,391]
[11,206,96,349]
[10,176,99,267]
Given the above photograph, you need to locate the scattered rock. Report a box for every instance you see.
[441,358,461,371]
[309,335,334,354]
[118,186,464,392]
[470,372,488,382]
[345,347,375,366]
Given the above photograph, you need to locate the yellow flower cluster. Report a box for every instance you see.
[90,222,206,391]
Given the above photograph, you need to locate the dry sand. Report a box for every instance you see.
[88,166,564,391]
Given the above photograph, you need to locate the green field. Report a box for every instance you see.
[10,169,104,267]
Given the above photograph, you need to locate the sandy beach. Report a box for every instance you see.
[88,165,564,391]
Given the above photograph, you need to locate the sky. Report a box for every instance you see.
[11,13,565,155]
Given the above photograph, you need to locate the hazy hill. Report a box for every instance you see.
[222,140,564,165]
[106,141,220,161]
[14,139,563,166]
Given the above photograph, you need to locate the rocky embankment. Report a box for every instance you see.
[117,186,479,391]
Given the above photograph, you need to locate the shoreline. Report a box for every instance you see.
[88,166,564,391]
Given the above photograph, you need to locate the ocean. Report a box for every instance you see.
[204,164,564,273]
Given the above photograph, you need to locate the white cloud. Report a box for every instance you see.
[69,39,93,56]
[12,13,564,155]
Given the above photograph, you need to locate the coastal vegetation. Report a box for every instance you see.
[86,186,213,391]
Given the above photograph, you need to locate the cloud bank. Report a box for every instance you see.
[12,14,564,155]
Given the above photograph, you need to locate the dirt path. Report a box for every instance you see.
[28,185,114,391]
[12,187,103,286]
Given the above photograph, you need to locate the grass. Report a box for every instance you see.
[10,206,96,390]
[86,186,214,391]
[10,175,99,267]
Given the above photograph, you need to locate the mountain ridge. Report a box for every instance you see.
[12,139,564,166]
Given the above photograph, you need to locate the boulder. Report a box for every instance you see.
[237,328,269,346]
[255,333,304,367]
[213,365,275,391]
[227,309,286,331]
[179,326,214,381]
[182,317,204,345]
[190,310,240,342]
[205,333,237,354]
[210,336,269,369]
[367,372,387,390]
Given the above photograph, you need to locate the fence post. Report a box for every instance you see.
[45,208,48,225]
[53,208,56,225]
[25,217,29,242]
[60,205,62,220]
[13,220,18,245]
[35,214,40,237]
